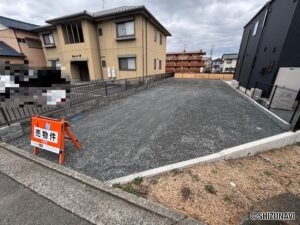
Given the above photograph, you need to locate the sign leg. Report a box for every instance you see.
[59,151,65,165]
[64,126,81,150]
[34,147,39,155]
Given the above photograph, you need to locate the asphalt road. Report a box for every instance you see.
[0,172,92,225]
[10,79,284,181]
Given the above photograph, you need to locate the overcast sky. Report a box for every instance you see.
[0,0,268,58]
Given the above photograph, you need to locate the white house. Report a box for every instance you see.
[212,58,222,73]
[221,53,238,73]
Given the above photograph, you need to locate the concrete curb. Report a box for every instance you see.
[222,80,291,130]
[106,131,300,185]
[0,141,192,223]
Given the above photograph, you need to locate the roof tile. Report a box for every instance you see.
[0,16,39,31]
[0,41,24,57]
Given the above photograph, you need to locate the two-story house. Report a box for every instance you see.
[221,53,238,73]
[212,58,222,73]
[0,16,46,67]
[33,6,171,81]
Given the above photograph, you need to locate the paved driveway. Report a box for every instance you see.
[10,79,284,181]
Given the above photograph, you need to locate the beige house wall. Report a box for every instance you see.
[98,16,143,80]
[56,20,101,81]
[41,21,102,81]
[146,20,167,76]
[0,29,20,51]
[0,28,46,67]
[40,14,168,81]
[0,56,25,64]
[15,30,46,68]
[40,29,61,65]
[98,15,167,80]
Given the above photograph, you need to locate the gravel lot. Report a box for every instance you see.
[10,79,284,181]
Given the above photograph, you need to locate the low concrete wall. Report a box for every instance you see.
[106,130,300,185]
[0,79,167,141]
[175,73,233,80]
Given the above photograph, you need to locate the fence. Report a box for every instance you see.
[174,73,233,80]
[0,73,174,127]
[246,81,300,128]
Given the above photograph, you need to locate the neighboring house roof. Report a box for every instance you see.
[0,41,24,57]
[0,16,39,31]
[222,53,238,60]
[33,6,171,36]
[213,58,222,62]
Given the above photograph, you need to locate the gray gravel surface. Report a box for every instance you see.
[10,79,284,181]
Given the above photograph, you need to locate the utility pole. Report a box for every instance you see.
[181,43,186,75]
[102,0,105,10]
[209,44,214,73]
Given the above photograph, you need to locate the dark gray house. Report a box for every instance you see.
[234,0,300,97]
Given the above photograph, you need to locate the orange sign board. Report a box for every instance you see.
[31,115,81,164]
[31,116,63,154]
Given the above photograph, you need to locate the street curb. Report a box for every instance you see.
[222,80,291,130]
[0,142,190,224]
[106,131,300,185]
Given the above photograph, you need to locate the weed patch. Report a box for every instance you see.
[205,183,217,194]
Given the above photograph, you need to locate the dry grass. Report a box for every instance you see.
[141,145,300,225]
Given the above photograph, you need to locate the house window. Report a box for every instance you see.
[26,38,42,49]
[62,22,84,44]
[160,33,163,45]
[226,59,232,64]
[42,33,55,46]
[154,59,156,70]
[102,60,106,67]
[159,60,162,70]
[154,29,157,42]
[17,38,26,43]
[116,21,134,38]
[98,28,102,36]
[252,20,259,36]
[119,57,136,70]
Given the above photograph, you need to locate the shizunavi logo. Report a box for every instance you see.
[250,212,295,221]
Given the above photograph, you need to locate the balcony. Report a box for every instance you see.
[166,62,176,67]
[175,62,190,67]
[190,62,205,67]
[173,62,205,67]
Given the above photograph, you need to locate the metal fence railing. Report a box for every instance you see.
[246,81,300,130]
[0,72,174,127]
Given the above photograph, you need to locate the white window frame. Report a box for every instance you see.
[116,21,135,38]
[252,20,259,36]
[42,33,55,46]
